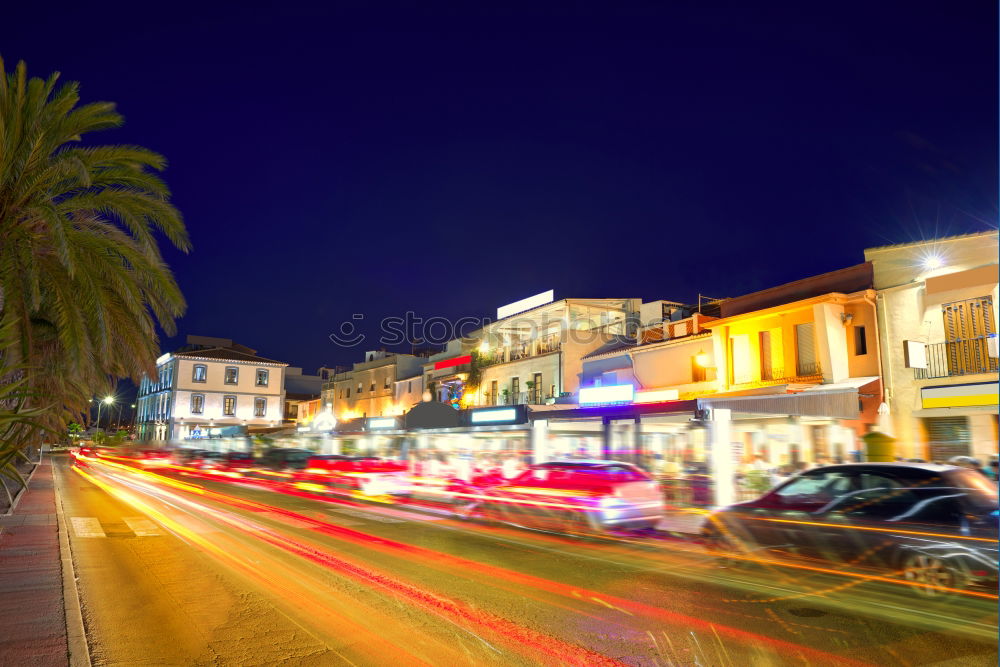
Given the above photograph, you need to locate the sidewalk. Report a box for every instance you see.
[655,507,708,535]
[0,457,70,665]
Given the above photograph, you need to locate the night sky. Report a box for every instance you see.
[4,1,997,372]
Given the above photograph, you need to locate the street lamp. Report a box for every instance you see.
[96,395,115,432]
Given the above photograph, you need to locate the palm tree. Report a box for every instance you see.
[0,56,190,432]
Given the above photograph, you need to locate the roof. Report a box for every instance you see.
[174,347,287,365]
[581,335,637,360]
[719,263,873,318]
[864,230,998,253]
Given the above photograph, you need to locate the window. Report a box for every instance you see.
[254,397,266,417]
[550,383,556,399]
[357,383,363,394]
[346,387,351,398]
[853,326,867,356]
[255,368,269,387]
[795,322,817,375]
[190,394,204,414]
[511,377,520,400]
[223,395,236,416]
[771,470,853,508]
[408,381,412,393]
[370,382,375,392]
[224,367,239,385]
[692,356,707,383]
[730,334,751,383]
[384,376,390,389]
[193,364,207,383]
[942,296,996,375]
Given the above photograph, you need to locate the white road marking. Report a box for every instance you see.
[122,517,162,537]
[70,517,106,538]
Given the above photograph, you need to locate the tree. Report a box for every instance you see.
[0,57,190,430]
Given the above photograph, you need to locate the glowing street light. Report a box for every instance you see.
[694,350,712,368]
[95,395,115,432]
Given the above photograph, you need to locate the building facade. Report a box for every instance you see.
[470,296,640,406]
[323,351,425,420]
[136,336,287,442]
[865,232,999,462]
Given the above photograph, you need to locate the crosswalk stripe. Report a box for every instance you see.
[122,517,161,537]
[70,517,106,538]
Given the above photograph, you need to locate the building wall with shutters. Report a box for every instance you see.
[865,231,999,461]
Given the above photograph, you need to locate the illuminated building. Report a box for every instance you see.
[322,351,426,420]
[136,335,288,442]
[283,367,326,426]
[864,231,999,462]
[468,291,642,407]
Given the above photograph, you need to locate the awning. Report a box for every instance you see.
[699,377,880,419]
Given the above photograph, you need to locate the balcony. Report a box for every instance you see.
[914,339,999,380]
[481,391,551,406]
[731,362,823,388]
[480,335,562,367]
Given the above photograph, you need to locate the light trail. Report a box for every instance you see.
[77,458,882,666]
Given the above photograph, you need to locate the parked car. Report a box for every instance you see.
[700,462,999,598]
[294,455,409,497]
[462,460,665,533]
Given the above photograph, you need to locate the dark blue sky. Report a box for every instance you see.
[4,1,997,371]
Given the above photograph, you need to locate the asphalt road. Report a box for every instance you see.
[54,456,999,666]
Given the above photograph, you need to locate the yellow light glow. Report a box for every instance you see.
[694,351,711,368]
[103,395,115,405]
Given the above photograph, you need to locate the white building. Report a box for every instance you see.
[137,335,288,443]
[864,232,999,462]
[471,293,640,406]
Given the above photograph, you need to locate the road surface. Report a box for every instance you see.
[54,455,999,666]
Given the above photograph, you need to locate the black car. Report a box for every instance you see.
[701,463,998,598]
[257,448,314,471]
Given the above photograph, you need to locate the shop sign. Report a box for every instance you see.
[367,417,398,430]
[470,408,519,424]
[579,384,634,406]
[921,382,999,409]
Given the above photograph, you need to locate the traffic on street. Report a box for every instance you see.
[58,448,999,666]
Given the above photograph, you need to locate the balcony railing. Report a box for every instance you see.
[481,391,552,406]
[480,335,562,367]
[914,339,999,379]
[732,363,823,387]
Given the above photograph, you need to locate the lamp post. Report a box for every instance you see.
[96,395,115,432]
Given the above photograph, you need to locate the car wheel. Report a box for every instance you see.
[701,524,748,568]
[900,551,967,598]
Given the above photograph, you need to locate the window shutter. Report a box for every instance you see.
[795,322,817,375]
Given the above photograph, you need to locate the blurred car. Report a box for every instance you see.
[189,450,225,469]
[701,463,999,598]
[216,451,255,471]
[294,455,409,497]
[254,448,315,474]
[172,448,209,466]
[133,448,173,468]
[464,460,664,533]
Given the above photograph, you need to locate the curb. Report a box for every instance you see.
[52,460,93,667]
[1,456,42,516]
